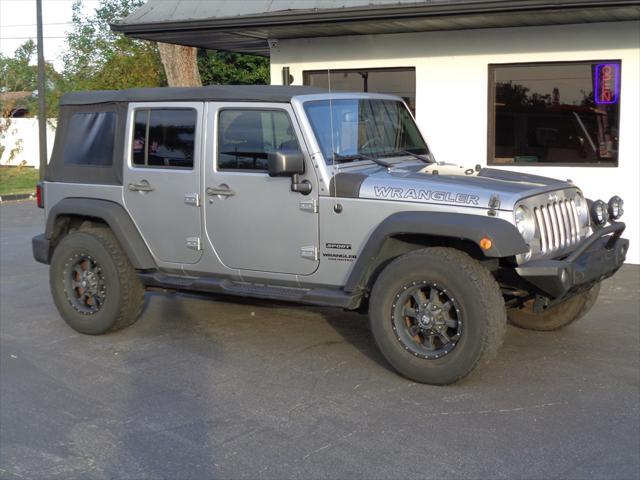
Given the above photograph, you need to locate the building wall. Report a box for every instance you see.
[270,21,640,264]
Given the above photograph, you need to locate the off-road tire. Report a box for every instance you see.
[369,247,507,385]
[508,283,601,332]
[50,227,145,335]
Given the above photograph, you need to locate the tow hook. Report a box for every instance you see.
[533,295,551,313]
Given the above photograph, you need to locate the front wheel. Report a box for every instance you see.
[369,247,507,385]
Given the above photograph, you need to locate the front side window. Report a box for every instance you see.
[63,111,115,166]
[132,108,196,168]
[218,109,300,171]
[489,61,621,166]
[303,99,427,165]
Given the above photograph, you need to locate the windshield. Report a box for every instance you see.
[304,99,429,165]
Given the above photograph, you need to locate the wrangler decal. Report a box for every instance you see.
[373,186,480,205]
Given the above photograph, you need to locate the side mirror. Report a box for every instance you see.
[267,150,312,195]
[268,150,305,177]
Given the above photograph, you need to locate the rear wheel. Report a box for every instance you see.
[50,227,145,335]
[369,247,507,385]
[508,284,601,331]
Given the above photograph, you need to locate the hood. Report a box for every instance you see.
[332,161,574,210]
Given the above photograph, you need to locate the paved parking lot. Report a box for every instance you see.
[1,200,639,480]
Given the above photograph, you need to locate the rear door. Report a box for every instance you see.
[123,102,203,264]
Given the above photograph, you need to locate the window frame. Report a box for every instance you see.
[303,67,417,114]
[216,107,301,174]
[130,106,198,170]
[487,60,622,168]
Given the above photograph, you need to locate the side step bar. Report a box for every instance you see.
[138,272,362,309]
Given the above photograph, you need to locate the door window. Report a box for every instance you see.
[217,109,300,171]
[132,108,196,169]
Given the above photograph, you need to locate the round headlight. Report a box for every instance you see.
[574,191,590,227]
[514,205,536,242]
[608,196,624,220]
[590,199,609,226]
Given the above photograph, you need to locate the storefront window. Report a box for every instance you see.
[303,67,416,114]
[489,61,621,166]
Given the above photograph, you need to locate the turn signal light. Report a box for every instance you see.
[479,237,493,250]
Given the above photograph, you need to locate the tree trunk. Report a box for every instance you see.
[157,43,202,87]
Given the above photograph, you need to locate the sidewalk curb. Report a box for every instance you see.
[0,193,35,203]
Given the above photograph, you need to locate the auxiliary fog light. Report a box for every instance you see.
[608,196,624,220]
[590,200,609,226]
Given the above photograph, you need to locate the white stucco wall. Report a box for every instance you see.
[270,21,640,264]
[0,118,56,167]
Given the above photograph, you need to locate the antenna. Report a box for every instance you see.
[327,69,338,208]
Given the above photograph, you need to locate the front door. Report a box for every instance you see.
[123,103,203,264]
[204,103,319,275]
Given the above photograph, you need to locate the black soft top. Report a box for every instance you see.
[60,85,328,105]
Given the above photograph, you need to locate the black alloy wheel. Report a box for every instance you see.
[63,254,106,315]
[391,281,462,359]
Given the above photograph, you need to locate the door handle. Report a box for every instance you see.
[128,181,154,192]
[206,186,235,197]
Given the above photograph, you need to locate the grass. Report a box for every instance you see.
[0,166,39,196]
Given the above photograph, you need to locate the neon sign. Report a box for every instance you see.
[595,63,620,104]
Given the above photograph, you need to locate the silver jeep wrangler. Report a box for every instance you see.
[33,86,628,384]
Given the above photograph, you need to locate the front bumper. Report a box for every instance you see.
[515,222,628,299]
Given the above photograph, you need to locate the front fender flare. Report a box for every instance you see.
[344,211,527,293]
[46,198,156,270]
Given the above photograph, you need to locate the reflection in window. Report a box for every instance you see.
[304,68,416,114]
[132,109,196,168]
[490,61,621,166]
[304,99,427,165]
[64,112,115,166]
[218,109,300,171]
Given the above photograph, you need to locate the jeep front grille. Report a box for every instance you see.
[533,199,583,254]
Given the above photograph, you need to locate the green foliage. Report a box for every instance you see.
[61,1,269,91]
[62,0,166,91]
[198,50,270,85]
[0,40,61,117]
[0,40,37,92]
[0,166,39,195]
[2,0,272,119]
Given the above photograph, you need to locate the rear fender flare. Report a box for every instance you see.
[46,198,156,270]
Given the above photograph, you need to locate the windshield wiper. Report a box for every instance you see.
[333,153,394,168]
[380,150,433,164]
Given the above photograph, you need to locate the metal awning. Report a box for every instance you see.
[111,0,640,56]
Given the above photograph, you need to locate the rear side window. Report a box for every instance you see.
[218,109,300,171]
[132,108,196,169]
[63,112,115,166]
